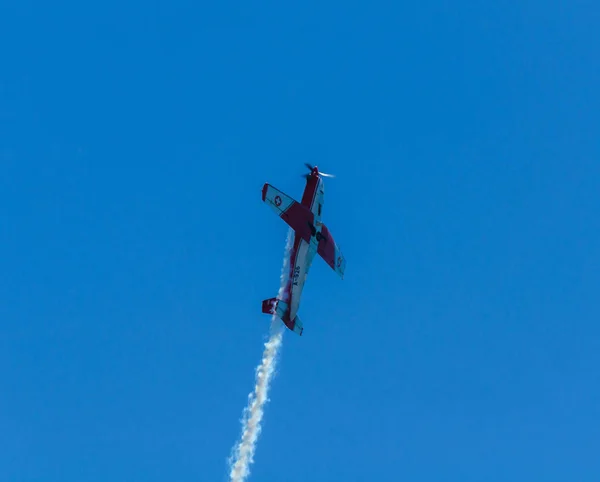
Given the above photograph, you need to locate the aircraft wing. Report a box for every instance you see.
[262,183,314,242]
[317,223,346,279]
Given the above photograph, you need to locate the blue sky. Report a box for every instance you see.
[1,1,599,481]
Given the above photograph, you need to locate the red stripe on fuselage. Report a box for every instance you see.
[281,173,319,332]
[301,174,319,210]
[281,231,302,328]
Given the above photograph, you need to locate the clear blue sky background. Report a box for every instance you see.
[1,1,598,481]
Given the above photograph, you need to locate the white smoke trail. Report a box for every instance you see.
[228,229,293,482]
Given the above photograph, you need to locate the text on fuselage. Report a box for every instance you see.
[293,266,301,286]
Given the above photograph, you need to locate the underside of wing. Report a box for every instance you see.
[317,223,346,279]
[262,183,314,242]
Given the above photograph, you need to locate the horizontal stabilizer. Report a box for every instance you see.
[290,315,303,336]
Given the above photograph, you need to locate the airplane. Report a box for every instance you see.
[261,163,346,335]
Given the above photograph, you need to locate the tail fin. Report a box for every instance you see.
[261,298,303,336]
[261,298,288,319]
[261,297,278,315]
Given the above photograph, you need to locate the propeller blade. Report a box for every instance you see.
[304,162,314,171]
[320,172,335,178]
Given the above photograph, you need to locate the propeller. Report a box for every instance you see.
[302,162,336,179]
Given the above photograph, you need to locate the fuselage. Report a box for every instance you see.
[281,168,325,326]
